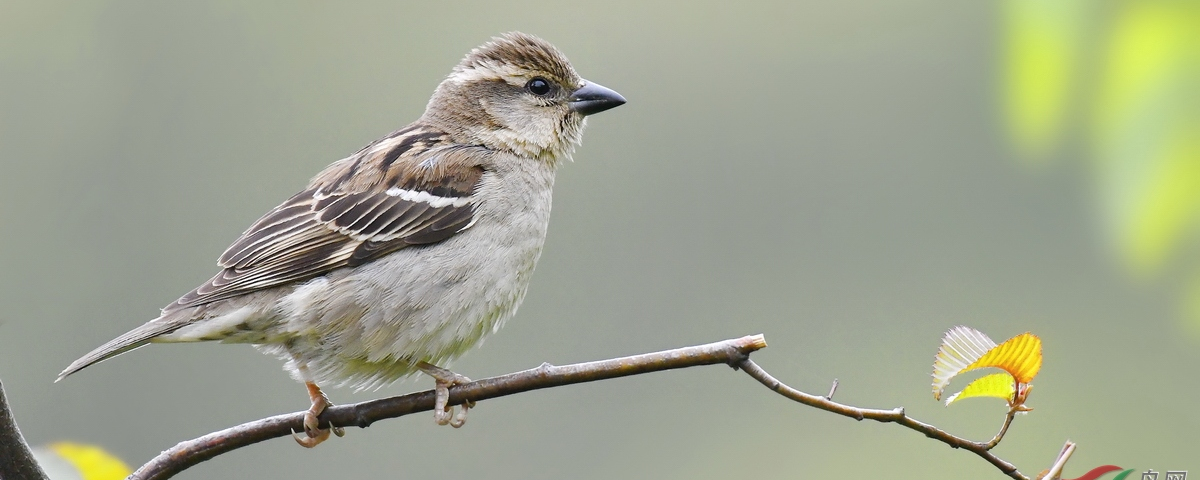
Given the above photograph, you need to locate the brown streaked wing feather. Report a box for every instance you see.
[218,192,314,267]
[167,146,486,311]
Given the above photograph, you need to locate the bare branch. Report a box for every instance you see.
[736,358,1028,479]
[129,335,768,480]
[0,380,50,480]
[128,334,1072,480]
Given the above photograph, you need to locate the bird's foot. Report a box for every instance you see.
[417,362,475,428]
[292,381,345,448]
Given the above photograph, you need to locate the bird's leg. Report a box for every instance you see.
[417,362,475,428]
[290,363,345,448]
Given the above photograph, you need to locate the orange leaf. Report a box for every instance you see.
[964,332,1043,384]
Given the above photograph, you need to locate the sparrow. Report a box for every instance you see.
[57,32,625,447]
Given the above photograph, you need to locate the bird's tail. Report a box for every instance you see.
[56,318,185,382]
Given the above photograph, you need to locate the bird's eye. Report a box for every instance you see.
[526,77,552,96]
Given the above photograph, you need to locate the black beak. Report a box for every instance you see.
[569,80,626,116]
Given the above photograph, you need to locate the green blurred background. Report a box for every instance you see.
[1,1,1196,478]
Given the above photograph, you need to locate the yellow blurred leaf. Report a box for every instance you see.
[945,372,1018,405]
[48,442,131,480]
[1002,0,1086,159]
[1092,1,1193,152]
[1121,131,1200,272]
[1004,0,1200,328]
[964,332,1043,384]
[1090,1,1200,274]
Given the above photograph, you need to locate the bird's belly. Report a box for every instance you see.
[265,213,546,390]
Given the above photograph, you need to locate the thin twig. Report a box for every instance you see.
[129,335,768,480]
[736,358,1028,480]
[1041,441,1077,480]
[983,409,1019,450]
[826,378,839,400]
[0,380,50,480]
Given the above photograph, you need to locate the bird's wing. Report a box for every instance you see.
[167,144,486,311]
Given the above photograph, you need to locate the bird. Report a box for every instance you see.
[57,32,625,447]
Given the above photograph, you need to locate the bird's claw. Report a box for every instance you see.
[447,399,476,428]
[293,381,343,448]
[417,362,474,427]
[292,426,330,448]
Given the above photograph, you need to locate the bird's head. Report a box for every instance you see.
[423,32,625,161]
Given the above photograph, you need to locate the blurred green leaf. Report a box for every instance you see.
[1005,0,1200,325]
[1092,1,1200,274]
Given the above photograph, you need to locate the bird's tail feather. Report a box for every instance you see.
[56,318,185,382]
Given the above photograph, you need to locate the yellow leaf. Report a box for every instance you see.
[48,442,131,480]
[964,332,1043,384]
[932,327,1043,404]
[945,372,1018,405]
[932,326,997,400]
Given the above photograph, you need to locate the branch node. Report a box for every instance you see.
[352,409,373,429]
[723,346,750,370]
